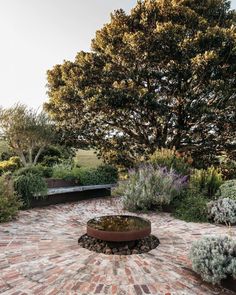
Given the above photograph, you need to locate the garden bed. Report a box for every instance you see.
[30,184,114,208]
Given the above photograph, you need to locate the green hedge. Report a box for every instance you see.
[52,164,118,185]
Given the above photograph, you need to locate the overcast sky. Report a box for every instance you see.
[0,0,236,109]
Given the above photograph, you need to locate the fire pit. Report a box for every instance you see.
[78,215,159,255]
[87,215,151,241]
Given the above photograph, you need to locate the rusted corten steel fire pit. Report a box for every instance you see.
[87,215,151,242]
[79,214,159,255]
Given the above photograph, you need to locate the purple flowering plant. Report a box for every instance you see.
[123,164,188,212]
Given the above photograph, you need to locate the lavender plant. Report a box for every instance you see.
[123,165,187,212]
[190,236,236,285]
[207,198,236,225]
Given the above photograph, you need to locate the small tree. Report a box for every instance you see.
[0,104,56,166]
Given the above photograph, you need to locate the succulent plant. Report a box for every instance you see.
[190,236,236,285]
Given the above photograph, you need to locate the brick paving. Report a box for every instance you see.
[0,197,235,295]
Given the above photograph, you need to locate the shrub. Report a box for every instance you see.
[52,163,76,181]
[76,164,118,185]
[96,164,118,184]
[76,167,100,185]
[0,156,22,175]
[189,236,236,285]
[207,198,236,225]
[150,148,191,176]
[14,165,43,177]
[0,175,22,222]
[40,155,60,167]
[123,165,187,212]
[172,189,209,222]
[35,165,53,178]
[190,167,223,198]
[13,172,47,208]
[14,165,53,178]
[36,145,62,166]
[216,180,236,200]
[52,163,118,185]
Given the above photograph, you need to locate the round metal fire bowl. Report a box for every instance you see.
[87,215,151,242]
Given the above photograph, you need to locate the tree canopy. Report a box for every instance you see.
[45,0,236,167]
[0,104,56,166]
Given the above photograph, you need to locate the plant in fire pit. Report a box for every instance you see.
[123,165,187,212]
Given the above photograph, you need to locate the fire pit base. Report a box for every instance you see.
[78,234,160,255]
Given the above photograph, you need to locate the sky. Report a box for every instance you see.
[0,0,236,110]
[0,0,136,109]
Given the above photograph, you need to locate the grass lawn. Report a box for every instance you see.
[75,149,103,168]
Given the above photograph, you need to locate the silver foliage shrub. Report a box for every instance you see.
[207,198,236,225]
[123,165,187,212]
[216,180,236,200]
[190,236,236,285]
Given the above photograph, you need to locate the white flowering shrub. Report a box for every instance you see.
[216,180,236,200]
[190,236,236,285]
[123,165,187,212]
[207,198,236,225]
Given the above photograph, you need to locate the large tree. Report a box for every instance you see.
[0,104,56,166]
[45,0,236,167]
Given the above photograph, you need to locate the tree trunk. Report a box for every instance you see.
[29,148,33,165]
[18,151,27,167]
[33,147,44,165]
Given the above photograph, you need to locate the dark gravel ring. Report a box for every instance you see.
[78,234,160,255]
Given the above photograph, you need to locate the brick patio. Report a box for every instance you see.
[0,197,235,295]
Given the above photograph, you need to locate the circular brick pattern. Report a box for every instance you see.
[0,197,235,294]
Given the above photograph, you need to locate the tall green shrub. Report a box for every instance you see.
[13,171,47,208]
